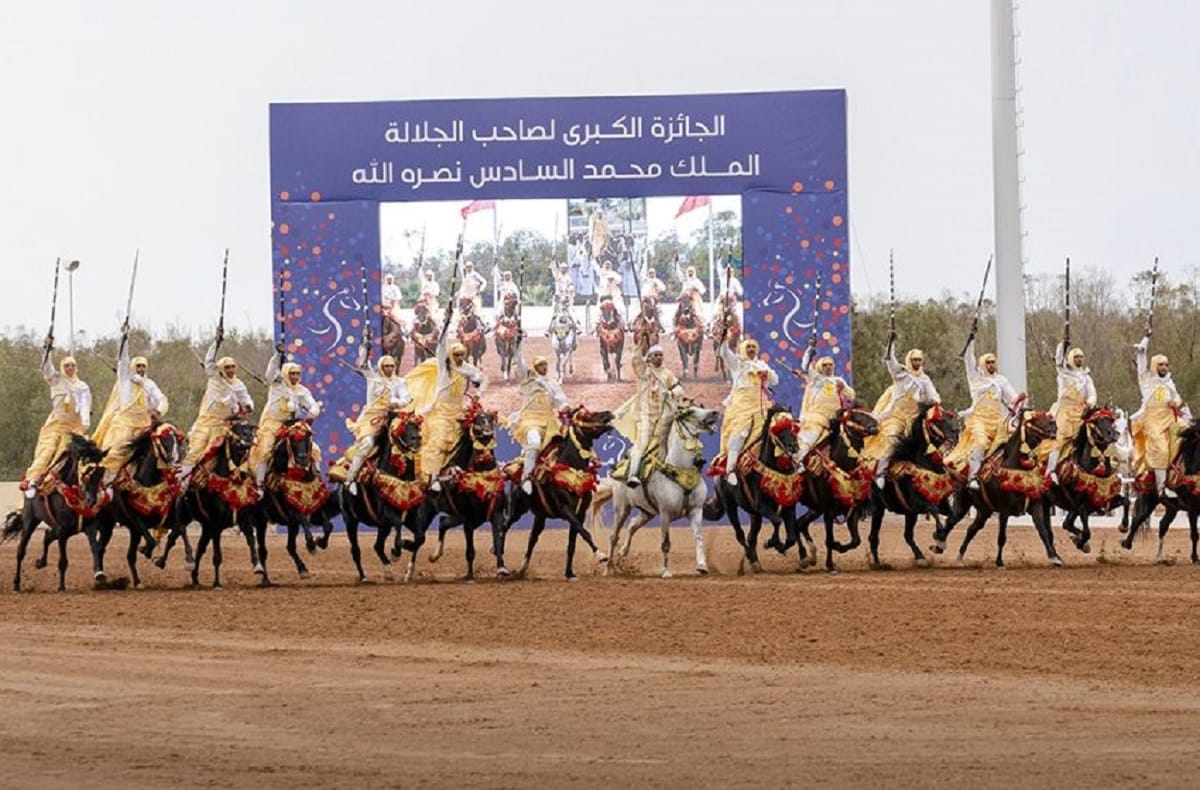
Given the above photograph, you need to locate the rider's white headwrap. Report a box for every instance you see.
[644,344,663,360]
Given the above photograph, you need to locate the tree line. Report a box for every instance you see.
[0,265,1188,480]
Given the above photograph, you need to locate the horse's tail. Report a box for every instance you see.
[2,510,23,544]
[587,478,614,534]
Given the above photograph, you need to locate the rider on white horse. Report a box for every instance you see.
[507,336,568,495]
[626,343,686,488]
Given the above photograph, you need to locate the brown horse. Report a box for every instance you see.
[409,302,439,364]
[631,298,663,352]
[456,298,487,367]
[673,293,704,379]
[493,292,521,382]
[596,297,625,381]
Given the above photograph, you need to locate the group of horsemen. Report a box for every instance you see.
[20,277,1188,516]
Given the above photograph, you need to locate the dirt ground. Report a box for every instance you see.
[3,517,1200,789]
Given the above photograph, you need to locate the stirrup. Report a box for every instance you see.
[521,478,533,495]
[725,472,737,486]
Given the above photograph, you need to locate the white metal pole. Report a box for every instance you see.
[991,0,1027,391]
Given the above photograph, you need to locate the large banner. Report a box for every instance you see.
[269,90,849,475]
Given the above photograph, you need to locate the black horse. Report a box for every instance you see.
[864,403,959,569]
[334,410,428,582]
[1043,405,1121,555]
[494,293,521,382]
[427,403,510,581]
[177,421,264,588]
[100,421,186,588]
[1120,419,1200,563]
[503,406,614,580]
[794,406,880,572]
[4,434,110,592]
[259,418,333,584]
[932,409,1060,568]
[707,406,804,573]
[410,303,439,364]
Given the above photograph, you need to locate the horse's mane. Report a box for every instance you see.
[67,433,106,461]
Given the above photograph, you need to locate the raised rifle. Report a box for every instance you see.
[1146,256,1160,336]
[959,254,993,356]
[118,250,139,356]
[45,258,61,360]
[1063,256,1071,351]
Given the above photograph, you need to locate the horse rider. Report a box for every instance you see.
[497,270,521,305]
[344,349,412,494]
[865,333,941,489]
[457,259,487,314]
[625,341,686,488]
[93,332,170,483]
[674,262,708,321]
[716,337,778,484]
[417,269,440,311]
[946,331,1022,490]
[641,268,667,303]
[381,272,404,326]
[251,344,323,487]
[1131,326,1190,499]
[1043,331,1098,482]
[179,330,254,480]
[508,334,569,494]
[404,330,488,491]
[21,336,93,498]
[551,261,575,304]
[589,207,612,263]
[593,260,623,306]
[795,337,856,463]
[716,263,744,325]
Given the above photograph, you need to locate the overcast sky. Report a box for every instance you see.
[3,0,1196,341]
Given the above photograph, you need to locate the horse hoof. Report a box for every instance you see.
[595,551,608,564]
[253,563,265,576]
[750,561,762,574]
[995,564,1007,571]
[184,561,196,572]
[382,566,394,581]
[429,548,443,563]
[955,554,967,564]
[915,558,930,569]
[153,557,167,570]
[305,542,317,555]
[661,569,673,580]
[496,566,511,579]
[696,564,708,575]
[34,559,47,570]
[315,537,329,551]
[94,572,106,583]
[298,570,311,580]
[258,576,273,588]
[566,575,579,582]
[1118,523,1129,534]
[134,582,144,591]
[929,540,946,554]
[1078,541,1092,555]
[212,583,223,590]
[1050,557,1064,568]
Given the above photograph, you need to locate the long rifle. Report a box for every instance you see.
[439,221,467,344]
[217,248,229,337]
[809,272,823,342]
[277,266,287,352]
[119,250,140,355]
[888,249,896,348]
[1063,256,1071,349]
[516,252,527,332]
[959,254,994,355]
[1146,256,1160,335]
[719,261,734,346]
[358,263,373,363]
[45,258,62,358]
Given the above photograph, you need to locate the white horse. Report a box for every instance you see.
[589,402,720,578]
[548,293,578,381]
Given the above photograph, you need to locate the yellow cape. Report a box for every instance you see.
[403,358,441,414]
[90,380,121,447]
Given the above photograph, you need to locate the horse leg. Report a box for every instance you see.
[286,525,310,579]
[300,517,317,554]
[1156,505,1178,564]
[35,527,53,570]
[745,513,764,573]
[690,504,708,575]
[823,514,840,573]
[995,514,1009,569]
[515,515,546,578]
[345,516,367,582]
[1189,510,1200,565]
[373,524,395,581]
[903,513,928,566]
[564,521,580,581]
[12,516,38,591]
[1121,493,1156,550]
[86,522,107,585]
[252,520,271,585]
[210,529,225,589]
[658,512,673,579]
[1031,503,1062,566]
[1075,511,1092,554]
[932,492,968,551]
[868,503,885,569]
[403,510,427,582]
[956,509,990,562]
[191,528,211,587]
[430,513,461,563]
[57,532,71,592]
[463,522,477,582]
[621,508,650,562]
[126,530,143,589]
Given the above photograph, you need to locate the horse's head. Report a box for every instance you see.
[462,401,499,449]
[921,403,959,452]
[1018,408,1056,448]
[1081,405,1119,451]
[676,403,720,435]
[414,301,430,321]
[564,406,615,443]
[763,408,801,463]
[150,422,185,468]
[227,420,257,466]
[65,434,108,502]
[835,406,880,452]
[458,296,474,313]
[387,410,424,455]
[600,298,616,316]
[273,418,316,476]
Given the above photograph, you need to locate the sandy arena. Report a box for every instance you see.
[3,515,1200,789]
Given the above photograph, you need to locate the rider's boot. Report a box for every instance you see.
[725,433,746,486]
[1045,447,1061,485]
[1156,468,1177,498]
[967,449,984,490]
[873,454,891,490]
